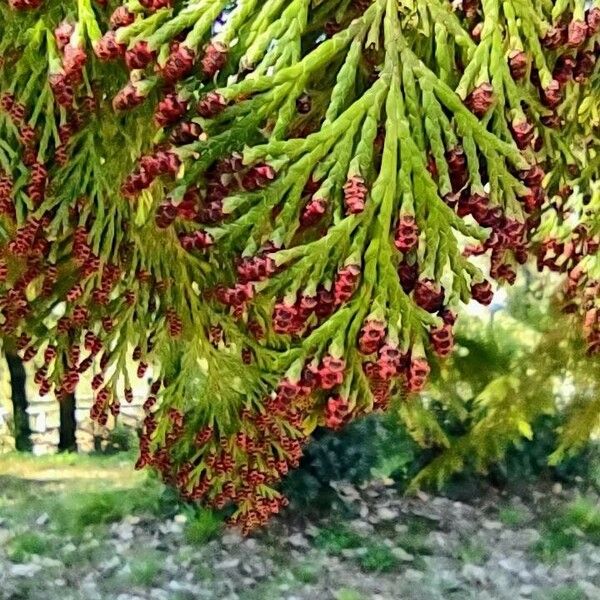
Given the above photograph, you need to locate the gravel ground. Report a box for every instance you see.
[1,473,599,600]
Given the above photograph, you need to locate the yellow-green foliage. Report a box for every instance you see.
[402,281,600,489]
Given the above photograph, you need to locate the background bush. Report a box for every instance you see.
[286,279,600,508]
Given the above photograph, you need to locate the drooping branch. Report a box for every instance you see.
[0,0,598,532]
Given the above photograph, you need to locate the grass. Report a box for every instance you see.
[533,528,580,561]
[291,561,321,584]
[195,563,215,581]
[498,505,527,527]
[0,450,138,476]
[357,543,399,573]
[60,537,112,568]
[540,585,587,600]
[334,590,364,600]
[314,525,364,554]
[128,551,164,586]
[562,497,600,542]
[6,531,53,563]
[313,524,399,573]
[238,573,291,600]
[0,451,169,540]
[184,508,223,545]
[49,482,165,537]
[394,518,435,556]
[458,540,488,565]
[533,496,600,561]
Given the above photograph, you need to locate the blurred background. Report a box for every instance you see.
[0,272,599,600]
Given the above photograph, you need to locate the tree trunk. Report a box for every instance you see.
[5,353,32,452]
[58,392,77,452]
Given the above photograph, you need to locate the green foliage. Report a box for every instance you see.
[405,280,600,492]
[184,508,223,545]
[314,524,364,554]
[291,562,321,584]
[498,506,527,527]
[357,543,399,573]
[100,423,139,455]
[314,523,399,572]
[49,481,164,537]
[561,497,600,543]
[128,551,164,587]
[334,590,364,600]
[285,412,420,508]
[394,519,435,555]
[6,531,52,563]
[194,563,214,582]
[458,541,488,565]
[533,496,600,561]
[288,282,600,502]
[545,586,587,600]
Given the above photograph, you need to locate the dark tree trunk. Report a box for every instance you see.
[5,353,32,452]
[58,393,77,452]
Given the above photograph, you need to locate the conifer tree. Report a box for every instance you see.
[0,0,598,532]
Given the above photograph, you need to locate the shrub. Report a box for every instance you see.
[98,423,139,455]
[284,413,420,509]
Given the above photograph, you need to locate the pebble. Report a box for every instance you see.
[518,569,533,583]
[242,538,258,551]
[10,563,42,577]
[61,542,77,554]
[482,519,503,530]
[214,558,241,570]
[349,519,375,535]
[32,556,63,569]
[167,580,192,593]
[332,482,361,501]
[100,556,121,573]
[222,531,243,547]
[520,528,541,544]
[288,533,309,549]
[518,584,537,597]
[392,547,414,562]
[35,513,49,526]
[394,523,409,534]
[579,581,600,599]
[438,570,463,591]
[461,564,487,584]
[498,558,528,575]
[117,523,134,541]
[404,568,425,581]
[376,506,398,521]
[341,547,368,558]
[427,531,452,553]
[174,514,188,524]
